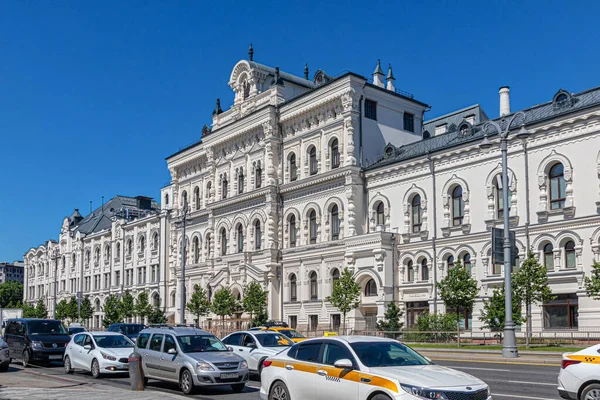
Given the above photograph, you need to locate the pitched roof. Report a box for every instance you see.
[367,86,600,170]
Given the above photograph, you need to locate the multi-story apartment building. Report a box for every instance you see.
[0,261,24,284]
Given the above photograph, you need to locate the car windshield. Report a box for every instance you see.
[122,325,145,335]
[27,321,67,335]
[351,341,430,367]
[94,334,134,349]
[256,333,292,347]
[70,327,86,334]
[277,329,305,339]
[176,335,228,353]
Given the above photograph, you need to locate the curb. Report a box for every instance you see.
[412,347,566,357]
[416,350,562,365]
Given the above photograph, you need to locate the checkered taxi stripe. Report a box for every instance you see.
[567,354,600,364]
[325,375,341,382]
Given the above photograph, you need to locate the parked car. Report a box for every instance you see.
[135,326,249,395]
[64,331,134,378]
[0,338,9,372]
[4,318,71,367]
[107,323,145,343]
[558,343,600,400]
[222,331,292,376]
[260,336,491,400]
[68,326,87,336]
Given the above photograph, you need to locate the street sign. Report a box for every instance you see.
[491,228,517,267]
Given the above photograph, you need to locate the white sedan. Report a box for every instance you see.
[64,331,134,378]
[222,330,292,376]
[558,344,600,400]
[260,336,491,400]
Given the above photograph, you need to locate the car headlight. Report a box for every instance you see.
[240,361,248,369]
[100,352,117,361]
[401,384,448,400]
[31,341,44,349]
[197,362,214,371]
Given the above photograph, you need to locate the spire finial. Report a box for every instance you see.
[304,63,309,80]
[271,66,284,86]
[212,98,223,116]
[373,59,384,75]
[387,64,395,81]
[248,43,254,61]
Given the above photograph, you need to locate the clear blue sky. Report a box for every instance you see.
[1,1,599,261]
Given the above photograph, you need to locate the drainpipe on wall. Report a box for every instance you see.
[427,153,438,314]
[359,95,364,167]
[277,114,285,322]
[522,139,531,250]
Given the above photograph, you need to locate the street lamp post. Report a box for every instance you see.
[52,248,60,320]
[180,206,189,325]
[480,111,530,358]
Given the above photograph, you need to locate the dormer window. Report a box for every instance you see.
[460,124,469,136]
[243,81,250,100]
[553,89,573,109]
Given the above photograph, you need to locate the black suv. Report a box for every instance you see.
[4,318,71,367]
[107,323,145,343]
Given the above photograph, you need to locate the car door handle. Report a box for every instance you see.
[285,365,294,370]
[317,370,327,376]
[360,377,371,383]
[238,349,244,352]
[160,357,164,361]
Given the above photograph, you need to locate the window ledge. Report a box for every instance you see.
[485,216,519,230]
[537,207,575,222]
[441,224,471,237]
[401,230,429,243]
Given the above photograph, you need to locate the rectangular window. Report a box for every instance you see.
[309,315,319,331]
[104,273,110,288]
[295,342,321,363]
[115,271,121,286]
[404,113,415,132]
[365,99,377,120]
[543,294,578,329]
[289,315,297,329]
[331,314,341,331]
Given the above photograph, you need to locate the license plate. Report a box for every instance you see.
[49,355,62,360]
[220,373,239,379]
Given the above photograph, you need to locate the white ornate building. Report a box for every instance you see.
[25,51,600,333]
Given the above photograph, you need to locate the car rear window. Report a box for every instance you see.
[294,342,321,363]
[137,333,150,349]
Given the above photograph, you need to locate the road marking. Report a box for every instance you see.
[507,380,557,386]
[451,366,512,372]
[493,394,560,400]
[433,357,561,367]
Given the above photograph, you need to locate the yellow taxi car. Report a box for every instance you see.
[266,327,307,343]
[558,344,600,400]
[260,336,491,400]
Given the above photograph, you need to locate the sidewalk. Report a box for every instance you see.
[415,347,563,365]
[0,368,185,400]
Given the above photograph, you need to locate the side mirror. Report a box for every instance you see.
[68,330,73,335]
[167,348,177,355]
[424,356,434,364]
[334,359,353,370]
[247,342,257,348]
[83,344,92,350]
[227,346,233,352]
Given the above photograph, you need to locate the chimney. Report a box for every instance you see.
[372,60,384,88]
[386,64,395,91]
[499,86,510,117]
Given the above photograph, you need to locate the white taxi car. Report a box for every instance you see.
[558,344,600,400]
[260,336,491,400]
[222,331,292,376]
[64,331,134,378]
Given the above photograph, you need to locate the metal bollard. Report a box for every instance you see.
[128,351,145,391]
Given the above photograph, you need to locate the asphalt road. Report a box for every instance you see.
[0,359,561,400]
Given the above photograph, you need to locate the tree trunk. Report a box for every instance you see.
[526,300,532,348]
[250,312,253,328]
[456,307,461,347]
[343,312,346,336]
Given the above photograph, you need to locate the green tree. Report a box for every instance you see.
[147,305,167,324]
[479,285,523,332]
[135,291,153,323]
[186,286,211,325]
[34,299,48,319]
[0,281,24,308]
[326,268,361,335]
[252,308,268,327]
[66,296,79,322]
[377,301,404,337]
[438,259,478,346]
[23,302,36,318]
[55,299,69,322]
[513,249,554,348]
[119,291,135,321]
[584,261,600,300]
[211,288,238,330]
[103,294,122,327]
[404,312,458,342]
[242,282,268,326]
[79,296,94,323]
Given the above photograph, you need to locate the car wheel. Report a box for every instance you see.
[91,359,101,379]
[582,383,600,400]
[179,369,196,395]
[269,381,290,400]
[231,383,245,393]
[0,362,9,372]
[370,395,392,400]
[64,356,73,374]
[22,350,30,368]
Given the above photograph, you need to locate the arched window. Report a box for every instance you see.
[407,260,415,282]
[364,279,377,297]
[290,154,298,181]
[331,204,340,240]
[331,268,340,285]
[182,191,188,209]
[193,237,200,263]
[139,236,145,254]
[238,169,244,194]
[255,165,262,189]
[85,250,91,266]
[71,254,76,268]
[152,293,160,307]
[549,163,566,210]
[105,244,111,261]
[452,186,464,226]
[221,228,228,256]
[376,202,385,226]
[463,253,472,275]
[194,187,201,210]
[237,224,244,253]
[254,220,262,250]
[447,255,455,269]
[290,274,297,302]
[222,177,228,199]
[94,247,100,263]
[310,272,318,300]
[565,240,576,268]
[207,182,212,198]
[421,259,429,281]
[411,195,422,233]
[116,242,121,260]
[556,93,568,103]
[165,193,169,205]
[206,233,212,259]
[289,215,297,248]
[309,146,318,175]
[544,243,554,269]
[170,292,176,307]
[152,233,159,250]
[309,210,317,244]
[331,139,340,169]
[207,286,212,301]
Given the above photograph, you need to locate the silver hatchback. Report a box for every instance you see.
[135,326,249,395]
